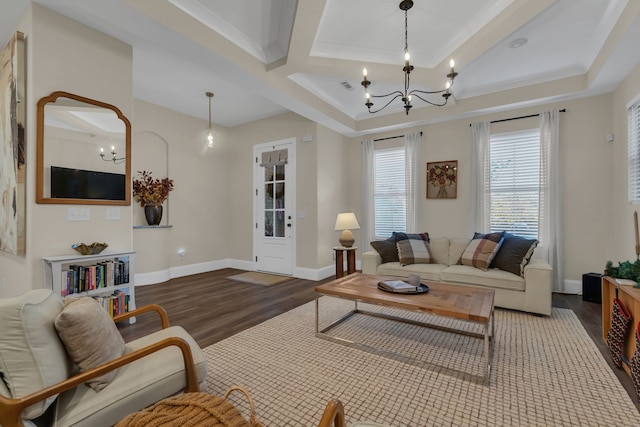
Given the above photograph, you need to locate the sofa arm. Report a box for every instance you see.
[523,259,553,316]
[362,250,382,275]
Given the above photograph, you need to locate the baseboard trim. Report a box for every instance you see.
[135,259,336,286]
[563,279,582,295]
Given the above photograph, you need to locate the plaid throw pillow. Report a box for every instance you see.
[461,232,505,271]
[397,239,433,266]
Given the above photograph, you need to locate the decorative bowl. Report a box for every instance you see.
[72,242,108,255]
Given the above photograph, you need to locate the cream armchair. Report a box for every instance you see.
[0,289,207,427]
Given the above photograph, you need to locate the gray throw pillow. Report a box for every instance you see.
[490,232,538,276]
[371,237,399,264]
[54,297,126,392]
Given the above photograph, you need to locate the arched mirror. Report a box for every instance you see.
[36,91,131,205]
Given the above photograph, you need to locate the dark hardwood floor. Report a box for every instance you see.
[117,269,639,411]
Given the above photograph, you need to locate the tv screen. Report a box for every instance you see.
[51,166,126,200]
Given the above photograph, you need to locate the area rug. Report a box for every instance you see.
[203,298,640,426]
[226,271,292,286]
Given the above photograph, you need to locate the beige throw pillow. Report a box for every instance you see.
[54,297,125,392]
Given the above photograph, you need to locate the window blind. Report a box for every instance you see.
[373,147,406,239]
[489,130,540,239]
[629,99,640,203]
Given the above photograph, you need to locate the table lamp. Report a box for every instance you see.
[334,212,360,248]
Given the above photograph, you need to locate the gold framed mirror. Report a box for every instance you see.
[36,91,131,205]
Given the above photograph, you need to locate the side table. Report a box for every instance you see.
[333,246,357,278]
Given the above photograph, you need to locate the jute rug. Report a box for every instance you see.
[227,271,292,286]
[204,298,640,426]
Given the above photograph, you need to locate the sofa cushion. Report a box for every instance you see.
[428,237,450,265]
[54,297,126,392]
[370,237,400,264]
[377,262,447,282]
[449,238,471,266]
[0,289,70,420]
[461,232,505,271]
[397,239,432,265]
[53,326,208,427]
[490,233,538,276]
[441,265,525,291]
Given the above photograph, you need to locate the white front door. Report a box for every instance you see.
[253,139,295,275]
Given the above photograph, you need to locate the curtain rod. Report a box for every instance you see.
[366,131,423,143]
[470,109,566,127]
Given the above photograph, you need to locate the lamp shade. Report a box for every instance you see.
[334,213,360,231]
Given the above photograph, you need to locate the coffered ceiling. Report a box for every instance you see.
[2,0,640,136]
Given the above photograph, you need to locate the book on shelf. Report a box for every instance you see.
[616,278,638,286]
[377,280,420,293]
[58,256,131,297]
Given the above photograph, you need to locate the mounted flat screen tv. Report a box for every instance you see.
[50,166,126,200]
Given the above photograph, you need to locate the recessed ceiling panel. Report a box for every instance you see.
[168,0,297,64]
[312,0,514,68]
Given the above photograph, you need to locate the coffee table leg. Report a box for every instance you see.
[315,295,320,334]
[484,310,494,385]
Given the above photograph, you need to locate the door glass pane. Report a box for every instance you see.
[274,211,285,237]
[264,212,273,237]
[265,184,273,209]
[265,166,274,182]
[275,164,285,180]
[275,183,284,208]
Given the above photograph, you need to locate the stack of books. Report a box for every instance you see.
[377,280,425,293]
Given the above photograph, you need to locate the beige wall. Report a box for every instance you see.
[131,99,230,275]
[347,94,616,285]
[0,5,133,297]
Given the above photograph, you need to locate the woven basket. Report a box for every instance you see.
[115,387,263,427]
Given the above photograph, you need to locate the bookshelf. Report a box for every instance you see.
[43,250,136,323]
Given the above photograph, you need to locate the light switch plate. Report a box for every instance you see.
[105,207,121,220]
[67,207,90,221]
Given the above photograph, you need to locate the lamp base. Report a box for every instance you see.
[339,229,355,248]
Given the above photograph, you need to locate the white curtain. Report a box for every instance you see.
[539,110,564,292]
[361,139,375,251]
[469,122,491,235]
[405,132,422,233]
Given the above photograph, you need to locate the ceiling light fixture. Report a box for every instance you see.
[361,0,458,115]
[99,146,125,164]
[206,91,214,148]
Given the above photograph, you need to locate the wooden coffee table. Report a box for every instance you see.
[315,273,495,384]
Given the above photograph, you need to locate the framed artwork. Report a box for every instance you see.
[426,160,457,199]
[0,32,26,255]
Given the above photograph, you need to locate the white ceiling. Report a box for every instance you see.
[2,0,640,136]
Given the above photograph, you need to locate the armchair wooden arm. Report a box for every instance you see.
[0,336,199,427]
[317,399,345,427]
[113,303,170,328]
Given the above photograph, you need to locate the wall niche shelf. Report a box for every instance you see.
[133,225,173,229]
[43,250,136,323]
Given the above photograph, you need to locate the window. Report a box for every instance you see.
[373,147,406,239]
[489,130,540,239]
[629,98,640,203]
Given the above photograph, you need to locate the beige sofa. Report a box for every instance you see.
[362,236,552,316]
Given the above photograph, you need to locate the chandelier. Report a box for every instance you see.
[361,0,458,115]
[99,146,125,164]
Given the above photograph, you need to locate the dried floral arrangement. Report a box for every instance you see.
[132,170,174,207]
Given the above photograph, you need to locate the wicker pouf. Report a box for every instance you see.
[116,389,263,427]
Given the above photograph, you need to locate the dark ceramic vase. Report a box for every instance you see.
[144,205,163,226]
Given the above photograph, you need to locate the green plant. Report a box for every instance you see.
[132,171,174,207]
[605,259,640,282]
